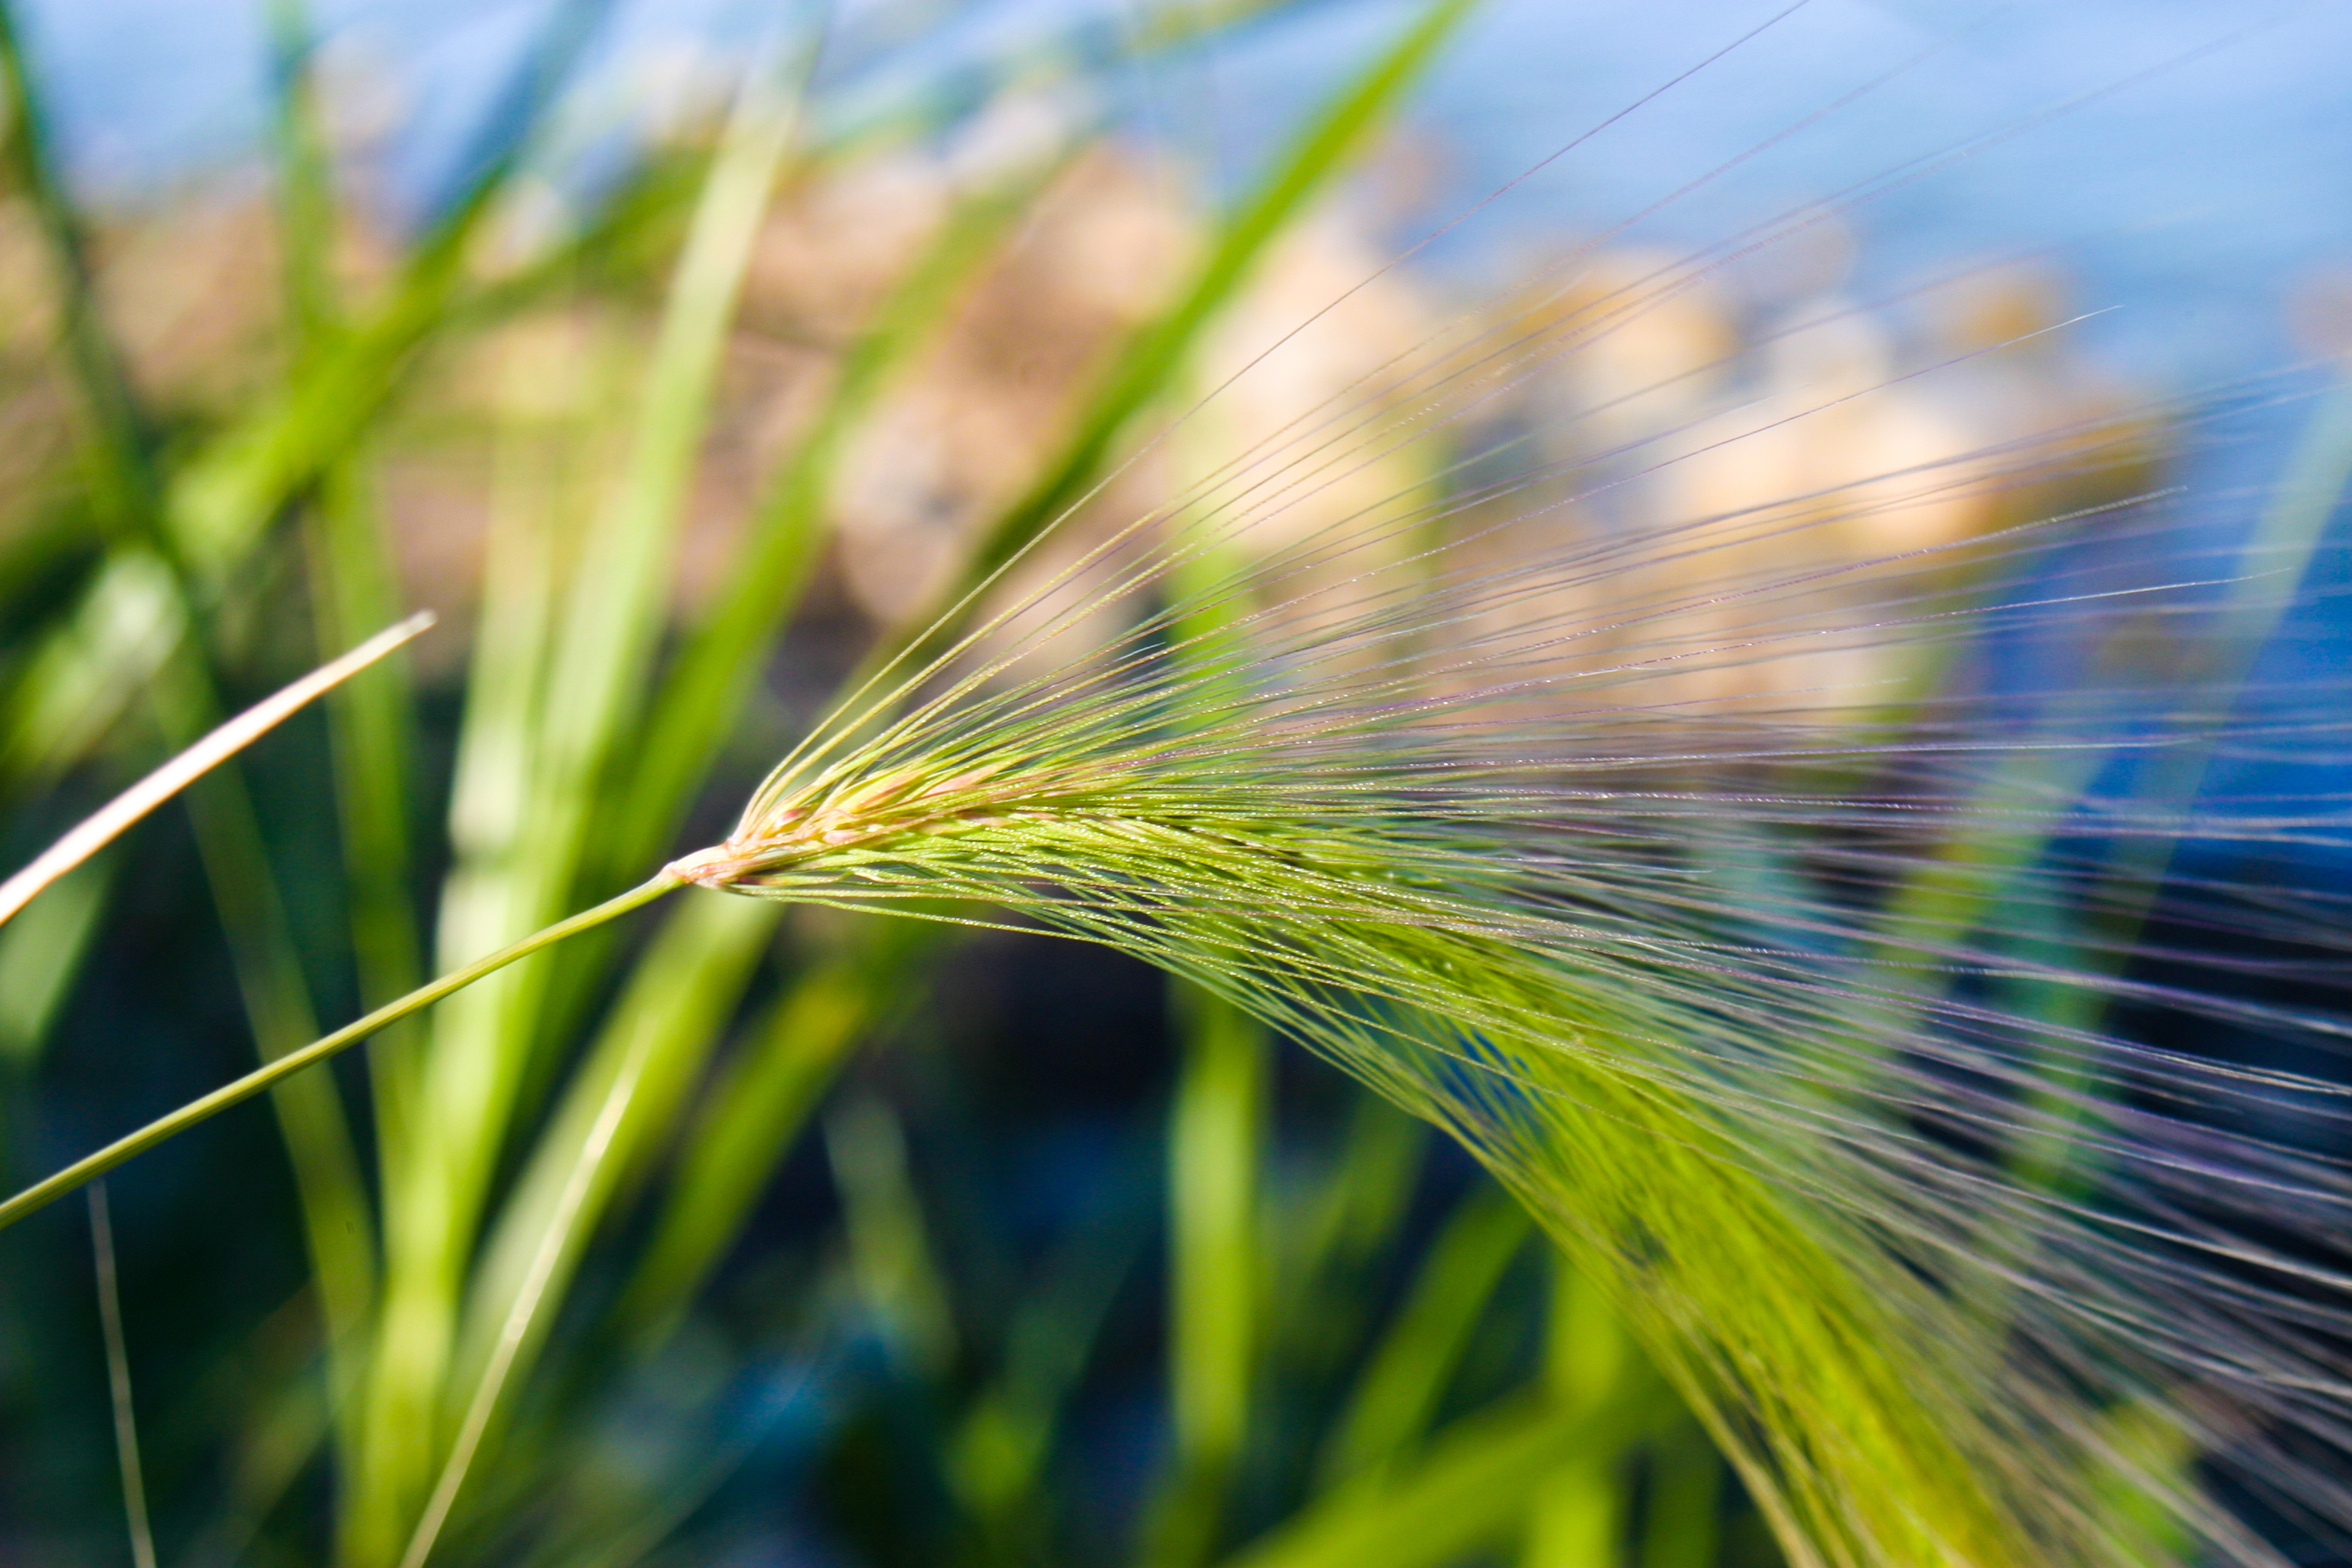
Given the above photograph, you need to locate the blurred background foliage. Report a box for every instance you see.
[0,1,2331,1565]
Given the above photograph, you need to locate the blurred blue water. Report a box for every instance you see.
[19,0,2352,381]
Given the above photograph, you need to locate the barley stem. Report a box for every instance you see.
[0,872,685,1231]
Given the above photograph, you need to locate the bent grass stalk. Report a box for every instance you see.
[0,872,681,1232]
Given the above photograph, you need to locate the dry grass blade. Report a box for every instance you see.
[0,612,436,930]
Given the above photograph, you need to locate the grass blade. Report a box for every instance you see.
[1142,982,1269,1568]
[361,46,813,1548]
[1221,1395,1628,1568]
[596,162,1067,891]
[0,851,109,1070]
[0,0,155,533]
[953,0,1475,603]
[0,612,433,928]
[1315,1181,1528,1488]
[614,916,938,1341]
[89,1181,158,1568]
[449,893,779,1430]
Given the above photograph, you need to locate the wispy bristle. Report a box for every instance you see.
[681,243,2352,1568]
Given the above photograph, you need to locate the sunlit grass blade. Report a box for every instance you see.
[1220,1394,1645,1568]
[364,44,812,1553]
[595,160,1068,893]
[395,970,686,1568]
[305,467,431,1139]
[269,0,433,1207]
[1524,1258,1638,1568]
[1315,1181,1527,1488]
[0,612,432,928]
[446,893,779,1449]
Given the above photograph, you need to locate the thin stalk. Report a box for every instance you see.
[0,873,683,1232]
[89,1181,158,1568]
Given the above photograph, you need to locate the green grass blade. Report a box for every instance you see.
[0,552,179,789]
[0,849,109,1071]
[1524,1257,1639,1568]
[165,0,610,578]
[0,612,433,1385]
[303,466,430,1152]
[266,0,341,348]
[373,892,778,1561]
[948,1184,1150,1547]
[596,163,1065,890]
[883,0,1477,678]
[449,893,778,1429]
[396,946,708,1568]
[270,5,433,1210]
[412,21,805,1241]
[828,1093,960,1378]
[972,0,1472,573]
[1142,982,1269,1568]
[1219,1396,1620,1568]
[0,0,156,534]
[1315,1181,1528,1488]
[353,322,587,1566]
[364,54,808,1554]
[1293,1091,1425,1288]
[613,916,939,1341]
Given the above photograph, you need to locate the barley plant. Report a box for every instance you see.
[1,3,2349,1566]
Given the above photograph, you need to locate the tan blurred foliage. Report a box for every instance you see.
[1443,247,2154,718]
[0,129,2152,720]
